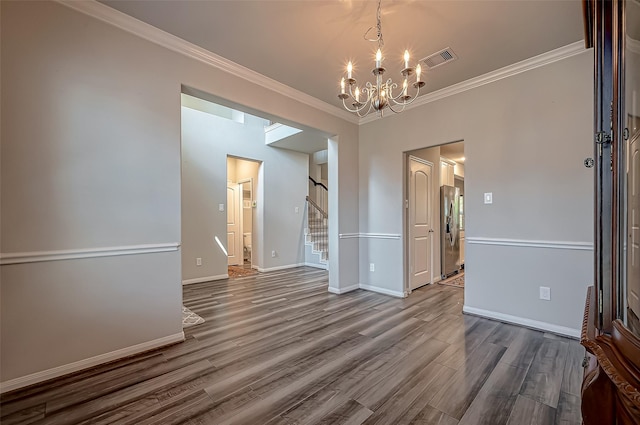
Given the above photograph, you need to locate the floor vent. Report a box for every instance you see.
[421,47,458,70]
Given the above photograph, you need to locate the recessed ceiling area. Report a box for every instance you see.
[100,1,584,110]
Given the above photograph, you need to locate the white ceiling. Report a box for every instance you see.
[100,0,585,110]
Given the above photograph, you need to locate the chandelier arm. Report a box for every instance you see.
[389,81,423,106]
[387,102,407,114]
[356,101,375,118]
[342,97,370,113]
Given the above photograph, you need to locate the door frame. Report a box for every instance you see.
[226,182,242,266]
[404,154,435,294]
[238,177,254,269]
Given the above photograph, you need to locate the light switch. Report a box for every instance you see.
[219,204,225,212]
[484,193,493,204]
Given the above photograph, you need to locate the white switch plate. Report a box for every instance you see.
[484,192,493,204]
[218,204,225,212]
[271,250,277,258]
[539,286,551,301]
[370,263,375,272]
[196,257,202,266]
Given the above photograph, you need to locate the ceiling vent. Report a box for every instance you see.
[421,47,458,70]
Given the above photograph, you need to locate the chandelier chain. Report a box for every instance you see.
[364,0,384,48]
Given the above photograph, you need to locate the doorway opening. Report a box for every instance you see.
[405,141,465,293]
[227,156,261,278]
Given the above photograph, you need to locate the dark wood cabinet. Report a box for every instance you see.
[581,1,640,421]
[582,287,640,424]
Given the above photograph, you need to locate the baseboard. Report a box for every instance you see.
[257,263,306,273]
[328,284,359,294]
[0,331,185,394]
[303,262,328,270]
[182,274,228,285]
[462,306,580,339]
[359,284,407,298]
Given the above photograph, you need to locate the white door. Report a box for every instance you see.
[629,135,640,318]
[227,183,242,266]
[409,157,433,290]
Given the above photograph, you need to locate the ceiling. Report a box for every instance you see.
[100,0,585,111]
[440,142,464,164]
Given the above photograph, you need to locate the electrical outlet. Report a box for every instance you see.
[484,192,493,204]
[218,204,225,212]
[271,250,277,258]
[539,286,551,301]
[295,206,299,214]
[370,263,375,272]
[196,257,202,266]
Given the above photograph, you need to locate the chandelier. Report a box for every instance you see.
[338,0,425,117]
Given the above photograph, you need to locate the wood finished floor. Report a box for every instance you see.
[0,267,584,425]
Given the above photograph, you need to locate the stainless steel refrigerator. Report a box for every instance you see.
[441,185,460,279]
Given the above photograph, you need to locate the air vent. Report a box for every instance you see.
[421,47,458,70]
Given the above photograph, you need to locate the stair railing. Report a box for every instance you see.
[308,176,328,217]
[305,195,328,259]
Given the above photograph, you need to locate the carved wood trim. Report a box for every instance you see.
[581,286,640,424]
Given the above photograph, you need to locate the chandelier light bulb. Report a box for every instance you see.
[355,87,360,102]
[347,62,353,79]
[376,49,382,68]
[340,78,345,94]
[404,50,410,68]
[416,64,422,82]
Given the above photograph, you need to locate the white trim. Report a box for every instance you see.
[0,331,185,394]
[0,243,181,265]
[303,262,328,270]
[56,0,358,125]
[440,157,457,166]
[462,306,580,339]
[358,284,406,298]
[360,41,587,125]
[328,284,359,294]
[257,263,307,273]
[339,233,402,240]
[408,155,434,167]
[182,274,229,285]
[465,237,593,251]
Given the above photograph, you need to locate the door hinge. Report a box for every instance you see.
[405,199,409,208]
[595,131,611,145]
[596,132,611,159]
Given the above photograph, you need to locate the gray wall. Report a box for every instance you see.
[182,105,309,280]
[358,51,594,333]
[0,0,359,388]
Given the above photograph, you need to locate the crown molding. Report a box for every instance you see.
[360,41,588,125]
[56,0,359,125]
[55,1,586,128]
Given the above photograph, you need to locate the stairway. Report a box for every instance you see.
[305,196,328,265]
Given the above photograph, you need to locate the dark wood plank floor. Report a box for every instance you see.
[0,267,584,425]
